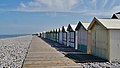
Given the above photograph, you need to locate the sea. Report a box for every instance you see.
[0,34,31,39]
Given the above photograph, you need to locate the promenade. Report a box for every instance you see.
[23,36,81,68]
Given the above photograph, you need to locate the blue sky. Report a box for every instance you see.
[0,0,120,35]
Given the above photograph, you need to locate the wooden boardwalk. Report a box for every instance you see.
[23,36,81,68]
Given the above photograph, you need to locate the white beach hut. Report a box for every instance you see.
[50,29,54,41]
[40,32,43,38]
[46,31,51,39]
[37,32,41,37]
[41,31,46,38]
[88,17,120,62]
[53,29,56,41]
[43,31,46,38]
[45,31,48,39]
[75,21,90,53]
[39,32,42,37]
[47,31,50,39]
[55,28,59,42]
[58,27,63,44]
[67,24,77,48]
[62,26,67,46]
[51,29,56,41]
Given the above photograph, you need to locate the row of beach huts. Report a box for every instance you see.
[37,12,120,62]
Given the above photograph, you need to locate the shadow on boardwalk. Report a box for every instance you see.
[41,38,108,63]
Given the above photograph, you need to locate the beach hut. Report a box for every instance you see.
[50,29,55,41]
[62,26,67,46]
[53,29,56,41]
[88,17,120,62]
[37,32,41,37]
[41,31,46,38]
[50,30,53,40]
[67,24,77,48]
[112,12,120,19]
[58,27,63,44]
[46,31,51,39]
[40,32,43,38]
[48,31,51,39]
[54,29,57,42]
[45,31,48,38]
[50,29,54,40]
[42,31,46,38]
[39,32,42,37]
[75,21,91,53]
[56,28,59,42]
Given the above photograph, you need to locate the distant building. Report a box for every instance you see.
[88,17,120,62]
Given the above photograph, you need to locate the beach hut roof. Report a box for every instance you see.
[62,26,67,32]
[46,29,52,33]
[59,27,62,32]
[112,14,120,19]
[82,23,91,30]
[88,17,120,30]
[115,14,120,18]
[50,29,54,32]
[55,28,59,32]
[53,29,56,32]
[67,24,77,31]
[75,21,90,30]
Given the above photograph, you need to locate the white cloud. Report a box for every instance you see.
[17,0,78,12]
[12,0,120,17]
[20,2,26,8]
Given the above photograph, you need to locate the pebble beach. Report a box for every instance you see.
[0,35,32,68]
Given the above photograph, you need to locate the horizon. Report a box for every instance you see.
[0,0,120,35]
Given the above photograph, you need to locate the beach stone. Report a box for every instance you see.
[0,35,32,68]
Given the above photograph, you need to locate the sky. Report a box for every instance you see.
[0,0,120,35]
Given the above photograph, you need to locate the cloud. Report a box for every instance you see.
[20,2,26,8]
[102,0,108,8]
[0,0,118,17]
[17,0,78,12]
